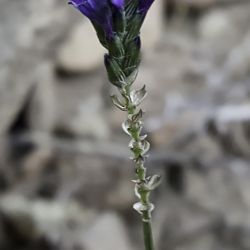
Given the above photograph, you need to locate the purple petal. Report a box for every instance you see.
[138,0,155,14]
[68,0,85,7]
[111,0,125,9]
[69,1,95,21]
[87,0,109,9]
[69,0,114,40]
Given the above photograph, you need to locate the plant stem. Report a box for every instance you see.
[143,213,154,250]
[121,86,156,250]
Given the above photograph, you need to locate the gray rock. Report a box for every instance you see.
[28,62,56,133]
[0,0,69,135]
[222,32,250,81]
[0,195,97,243]
[208,104,250,157]
[186,160,250,224]
[66,94,111,139]
[174,0,216,9]
[56,20,105,73]
[175,0,240,9]
[141,0,163,51]
[184,159,250,249]
[199,4,250,59]
[0,50,38,136]
[155,195,219,250]
[81,213,133,250]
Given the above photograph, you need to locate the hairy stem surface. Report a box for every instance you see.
[120,86,159,250]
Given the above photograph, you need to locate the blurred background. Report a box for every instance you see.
[0,0,250,249]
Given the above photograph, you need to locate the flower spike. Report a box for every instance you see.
[68,1,159,250]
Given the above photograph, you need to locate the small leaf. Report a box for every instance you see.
[128,139,134,149]
[141,140,150,155]
[104,54,126,88]
[129,140,142,158]
[109,36,125,58]
[134,186,141,200]
[140,134,147,140]
[133,202,155,215]
[130,85,147,106]
[131,145,142,158]
[110,95,127,111]
[122,118,132,135]
[125,14,142,42]
[123,37,141,76]
[132,109,144,122]
[126,68,138,85]
[131,179,141,184]
[113,10,126,34]
[146,175,161,191]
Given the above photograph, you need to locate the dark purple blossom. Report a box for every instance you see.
[69,0,118,39]
[112,0,125,9]
[69,0,155,40]
[138,0,154,15]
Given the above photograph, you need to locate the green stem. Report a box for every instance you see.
[143,212,154,250]
[122,87,155,250]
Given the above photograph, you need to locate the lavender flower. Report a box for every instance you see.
[68,1,160,250]
[69,0,154,42]
[139,0,154,14]
[68,0,114,39]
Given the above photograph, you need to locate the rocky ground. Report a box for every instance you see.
[0,0,250,250]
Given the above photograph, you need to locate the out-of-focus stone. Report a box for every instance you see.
[171,0,243,9]
[185,159,250,249]
[0,52,38,136]
[81,213,133,250]
[22,148,54,180]
[69,112,110,140]
[222,32,250,81]
[68,95,110,139]
[156,196,218,250]
[141,0,163,51]
[107,178,134,210]
[199,10,232,41]
[174,0,216,9]
[28,63,56,133]
[56,20,105,73]
[208,104,250,157]
[0,0,66,136]
[0,195,96,243]
[199,4,250,58]
[186,160,250,223]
